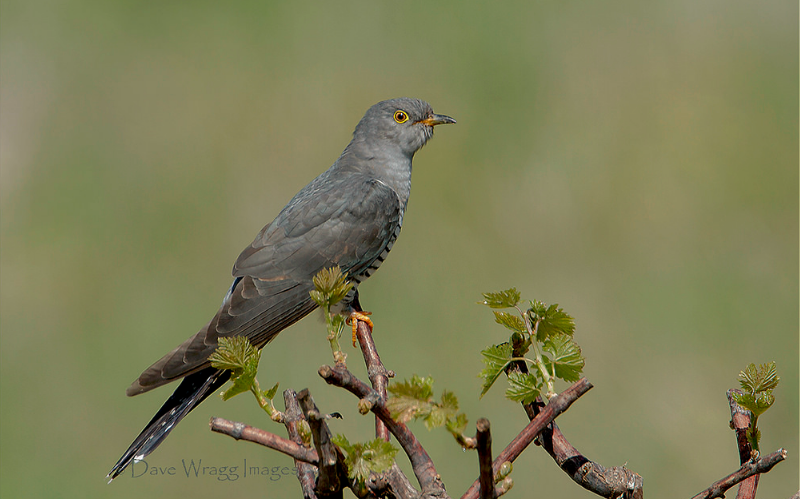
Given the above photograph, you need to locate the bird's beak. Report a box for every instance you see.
[417,113,456,126]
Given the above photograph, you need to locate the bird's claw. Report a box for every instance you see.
[346,311,373,347]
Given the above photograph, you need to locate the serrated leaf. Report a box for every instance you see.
[529,301,575,341]
[738,362,780,394]
[209,336,260,374]
[220,374,253,401]
[385,394,429,423]
[425,390,459,430]
[440,390,459,411]
[210,337,261,400]
[493,311,527,334]
[332,435,398,484]
[731,392,755,410]
[479,343,514,398]
[732,390,775,418]
[505,372,541,405]
[387,375,435,423]
[388,375,435,400]
[445,412,469,437]
[480,288,521,309]
[542,333,584,382]
[754,391,775,413]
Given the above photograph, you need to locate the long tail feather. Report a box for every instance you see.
[107,367,230,482]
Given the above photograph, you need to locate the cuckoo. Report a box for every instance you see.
[107,97,455,480]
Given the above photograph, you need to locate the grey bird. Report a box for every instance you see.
[107,97,455,481]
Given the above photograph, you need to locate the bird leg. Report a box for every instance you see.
[346,311,373,347]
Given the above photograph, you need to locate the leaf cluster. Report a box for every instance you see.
[331,435,398,485]
[731,361,780,452]
[386,375,469,445]
[310,266,353,309]
[209,337,262,401]
[309,266,353,363]
[479,289,584,403]
[209,337,282,420]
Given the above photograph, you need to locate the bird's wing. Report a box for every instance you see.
[127,174,403,395]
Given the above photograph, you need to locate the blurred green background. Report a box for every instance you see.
[1,1,797,498]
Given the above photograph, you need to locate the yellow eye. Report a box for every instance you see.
[393,110,409,124]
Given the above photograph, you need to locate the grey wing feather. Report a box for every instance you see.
[127,173,402,395]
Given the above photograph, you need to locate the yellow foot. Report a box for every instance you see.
[346,311,373,347]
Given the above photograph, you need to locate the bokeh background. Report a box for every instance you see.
[1,1,797,498]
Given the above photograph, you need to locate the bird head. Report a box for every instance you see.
[353,98,456,157]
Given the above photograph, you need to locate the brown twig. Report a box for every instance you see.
[690,448,787,499]
[210,417,319,464]
[530,407,643,498]
[284,389,319,499]
[354,318,391,441]
[511,347,643,499]
[476,418,494,499]
[298,389,344,497]
[463,378,593,499]
[727,389,758,499]
[366,462,421,499]
[318,364,450,499]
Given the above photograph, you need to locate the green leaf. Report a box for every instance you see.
[209,337,261,400]
[493,311,527,334]
[220,375,253,401]
[542,333,584,382]
[505,372,541,405]
[209,336,260,374]
[332,435,398,484]
[733,391,775,418]
[738,362,780,394]
[479,288,521,309]
[263,381,279,400]
[386,375,435,423]
[445,412,469,437]
[529,301,575,341]
[424,390,459,430]
[386,377,463,431]
[387,374,435,400]
[479,343,514,398]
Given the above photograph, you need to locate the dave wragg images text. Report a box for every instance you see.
[126,458,297,481]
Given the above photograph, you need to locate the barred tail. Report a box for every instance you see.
[107,367,229,482]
